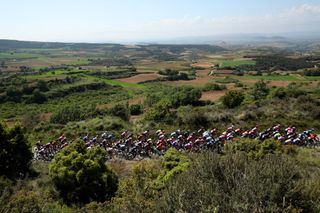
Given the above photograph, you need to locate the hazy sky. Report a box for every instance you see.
[1,0,320,42]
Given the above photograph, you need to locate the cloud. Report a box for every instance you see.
[285,4,320,16]
[121,4,320,40]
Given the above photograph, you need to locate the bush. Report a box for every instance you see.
[29,89,47,104]
[215,76,239,84]
[106,160,161,212]
[1,190,42,213]
[144,99,173,123]
[36,80,49,92]
[158,152,307,212]
[0,123,32,178]
[222,90,245,108]
[251,80,269,100]
[49,140,118,205]
[202,83,226,91]
[129,104,143,116]
[50,105,84,124]
[155,148,190,190]
[177,106,210,128]
[158,69,178,76]
[110,103,129,120]
[226,138,282,159]
[5,86,22,102]
[169,87,201,108]
[303,69,320,76]
[271,87,287,99]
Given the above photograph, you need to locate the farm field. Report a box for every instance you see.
[218,59,256,68]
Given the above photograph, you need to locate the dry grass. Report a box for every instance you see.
[108,159,137,178]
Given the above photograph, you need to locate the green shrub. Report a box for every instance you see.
[271,87,287,99]
[29,89,47,104]
[0,123,32,178]
[222,90,245,108]
[169,87,201,108]
[303,69,320,76]
[226,138,282,159]
[158,69,179,76]
[177,106,210,128]
[50,105,84,124]
[36,80,49,92]
[202,83,226,91]
[155,148,190,190]
[129,104,143,116]
[109,103,129,120]
[251,80,269,100]
[215,76,239,84]
[1,190,42,213]
[5,86,22,102]
[144,99,173,123]
[105,160,161,212]
[49,140,118,205]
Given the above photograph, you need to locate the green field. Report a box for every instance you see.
[66,58,90,65]
[136,60,190,71]
[304,76,320,81]
[219,59,256,68]
[85,75,145,88]
[0,52,40,59]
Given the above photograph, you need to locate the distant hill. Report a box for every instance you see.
[0,39,226,54]
[0,39,119,50]
[148,32,320,46]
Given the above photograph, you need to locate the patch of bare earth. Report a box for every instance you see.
[4,120,17,128]
[130,115,144,123]
[108,159,137,177]
[39,113,52,122]
[235,78,259,85]
[191,62,213,68]
[108,158,157,178]
[117,73,160,83]
[128,96,145,105]
[97,103,113,110]
[200,91,226,102]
